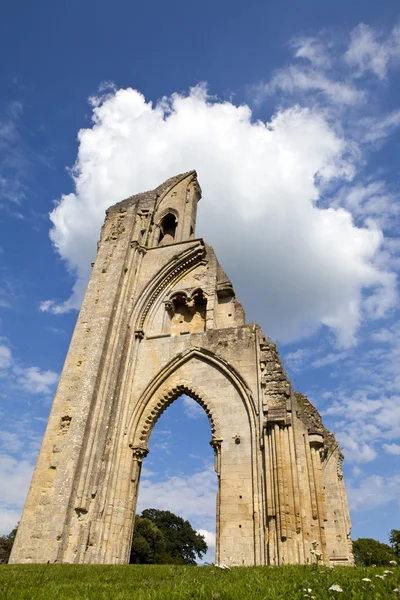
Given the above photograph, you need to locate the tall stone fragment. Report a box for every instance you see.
[10,171,353,566]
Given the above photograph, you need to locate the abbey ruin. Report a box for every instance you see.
[10,171,353,566]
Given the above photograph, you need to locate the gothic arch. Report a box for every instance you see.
[155,206,180,228]
[128,346,258,450]
[133,382,218,447]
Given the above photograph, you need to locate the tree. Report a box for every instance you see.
[130,516,168,564]
[0,525,18,564]
[353,537,397,566]
[130,509,207,565]
[390,529,400,557]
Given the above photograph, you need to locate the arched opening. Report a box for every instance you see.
[131,394,218,565]
[158,213,177,246]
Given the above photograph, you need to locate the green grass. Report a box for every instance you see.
[0,564,399,600]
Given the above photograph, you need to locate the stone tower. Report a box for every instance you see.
[10,171,353,566]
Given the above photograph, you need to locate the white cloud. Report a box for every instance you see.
[15,366,59,395]
[0,454,33,506]
[0,453,35,534]
[259,66,363,105]
[197,528,216,551]
[0,431,24,453]
[182,396,206,420]
[305,321,400,466]
[283,348,310,373]
[44,84,395,347]
[360,110,400,144]
[0,342,58,396]
[348,474,400,511]
[137,467,217,532]
[292,36,332,69]
[383,443,400,456]
[333,180,399,229]
[336,435,377,464]
[311,351,348,368]
[345,23,400,80]
[0,344,12,370]
[0,508,21,536]
[197,529,216,564]
[0,101,28,207]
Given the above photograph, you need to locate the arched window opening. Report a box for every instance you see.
[158,213,177,246]
[132,394,217,565]
[166,290,207,335]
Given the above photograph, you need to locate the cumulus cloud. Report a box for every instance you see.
[197,529,216,563]
[0,342,58,396]
[14,366,59,395]
[0,453,35,534]
[44,83,395,346]
[383,443,400,456]
[137,467,217,533]
[348,473,400,511]
[0,508,21,536]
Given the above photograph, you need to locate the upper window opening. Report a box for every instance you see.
[158,213,177,246]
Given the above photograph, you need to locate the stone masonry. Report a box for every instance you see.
[10,171,353,566]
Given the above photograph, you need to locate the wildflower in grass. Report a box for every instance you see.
[303,588,312,593]
[393,588,399,593]
[328,565,335,569]
[375,575,384,579]
[328,584,343,592]
[361,578,371,582]
[384,570,393,574]
[389,560,397,565]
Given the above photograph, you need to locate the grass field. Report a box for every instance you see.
[0,564,399,599]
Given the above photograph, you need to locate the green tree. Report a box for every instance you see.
[0,525,18,564]
[130,516,167,564]
[390,529,400,557]
[353,537,397,566]
[131,509,207,565]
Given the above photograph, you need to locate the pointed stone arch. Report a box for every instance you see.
[128,346,258,452]
[133,382,218,447]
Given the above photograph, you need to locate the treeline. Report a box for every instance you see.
[0,526,17,564]
[353,530,399,566]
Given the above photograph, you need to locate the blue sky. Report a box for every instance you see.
[1,0,400,563]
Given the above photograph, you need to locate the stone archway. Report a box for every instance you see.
[123,349,261,567]
[128,386,218,565]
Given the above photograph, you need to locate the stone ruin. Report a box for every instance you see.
[10,171,353,566]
